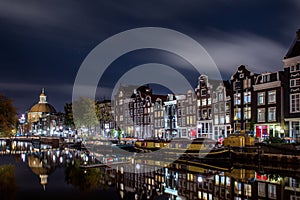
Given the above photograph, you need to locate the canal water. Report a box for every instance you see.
[1,140,300,200]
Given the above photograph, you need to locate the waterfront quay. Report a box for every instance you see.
[3,135,300,164]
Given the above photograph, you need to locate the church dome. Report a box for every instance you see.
[30,103,56,113]
[29,88,56,113]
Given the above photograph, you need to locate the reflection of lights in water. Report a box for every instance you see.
[56,150,60,157]
[59,156,63,163]
[21,154,26,162]
[136,163,140,170]
[198,176,203,183]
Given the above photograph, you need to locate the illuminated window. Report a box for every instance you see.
[244,91,251,104]
[268,184,277,199]
[234,93,241,105]
[244,107,251,120]
[234,108,241,120]
[268,107,276,122]
[258,92,265,105]
[290,78,300,87]
[290,64,300,72]
[258,182,266,197]
[258,108,265,122]
[291,93,300,113]
[215,175,219,185]
[244,183,252,197]
[268,90,276,104]
[234,181,242,195]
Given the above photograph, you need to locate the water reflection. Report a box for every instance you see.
[1,139,300,200]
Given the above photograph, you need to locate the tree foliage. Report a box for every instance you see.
[72,97,99,131]
[95,100,114,129]
[65,99,114,133]
[64,160,109,192]
[0,93,18,137]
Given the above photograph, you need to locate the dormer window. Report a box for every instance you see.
[262,75,270,83]
[290,64,300,72]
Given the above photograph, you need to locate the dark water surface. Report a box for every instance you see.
[1,140,300,200]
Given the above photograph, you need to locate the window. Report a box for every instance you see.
[290,78,300,87]
[234,108,241,120]
[268,90,276,104]
[268,107,276,122]
[218,92,224,101]
[291,93,300,113]
[258,182,266,197]
[234,181,242,195]
[258,108,265,122]
[234,93,241,105]
[244,184,252,197]
[207,98,211,105]
[215,175,219,185]
[262,74,270,83]
[212,93,217,103]
[234,81,241,90]
[214,115,219,124]
[217,103,224,113]
[214,104,219,113]
[202,99,207,106]
[290,64,300,72]
[202,109,207,118]
[258,92,265,105]
[268,184,277,199]
[208,109,212,119]
[226,114,230,124]
[201,89,207,96]
[244,107,251,120]
[220,115,225,124]
[244,78,251,89]
[244,91,251,104]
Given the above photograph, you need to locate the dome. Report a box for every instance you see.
[30,103,56,113]
[29,88,56,113]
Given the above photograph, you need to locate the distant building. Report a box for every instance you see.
[253,71,285,140]
[230,65,257,132]
[212,81,232,139]
[195,75,213,138]
[153,98,165,138]
[164,94,178,139]
[27,88,59,135]
[129,85,167,138]
[114,85,138,137]
[27,88,56,123]
[283,29,300,141]
[175,90,197,138]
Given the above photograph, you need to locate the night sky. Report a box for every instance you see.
[1,0,299,115]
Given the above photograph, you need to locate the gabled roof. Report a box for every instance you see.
[284,29,300,59]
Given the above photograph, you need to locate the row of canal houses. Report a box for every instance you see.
[114,29,300,141]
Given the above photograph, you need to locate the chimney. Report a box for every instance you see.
[297,29,300,40]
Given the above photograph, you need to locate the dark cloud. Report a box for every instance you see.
[0,0,299,114]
